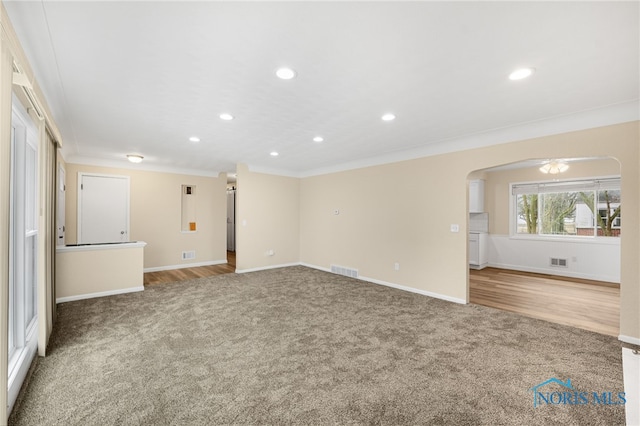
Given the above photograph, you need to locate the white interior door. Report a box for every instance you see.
[78,173,130,244]
[57,165,65,246]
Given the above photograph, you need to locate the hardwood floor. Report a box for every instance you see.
[144,251,236,285]
[470,267,619,337]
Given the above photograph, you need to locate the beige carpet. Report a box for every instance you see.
[10,266,625,425]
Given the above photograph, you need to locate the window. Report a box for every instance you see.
[512,178,621,238]
[8,97,39,413]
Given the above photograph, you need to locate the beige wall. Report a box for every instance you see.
[301,155,470,301]
[235,164,300,271]
[484,158,621,235]
[64,164,227,269]
[56,244,145,299]
[298,122,639,341]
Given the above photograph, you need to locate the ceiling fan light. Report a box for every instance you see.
[539,161,568,174]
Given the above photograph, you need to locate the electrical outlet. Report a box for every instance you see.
[334,209,340,215]
[394,262,400,271]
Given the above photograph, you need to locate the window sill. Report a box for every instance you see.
[508,234,621,245]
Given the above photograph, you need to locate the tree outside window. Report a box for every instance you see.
[516,194,538,234]
[514,180,620,238]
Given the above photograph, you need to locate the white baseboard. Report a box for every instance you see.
[300,262,330,272]
[360,275,467,305]
[300,262,467,305]
[56,286,144,304]
[622,347,639,426]
[144,259,227,273]
[488,262,619,284]
[235,262,301,274]
[619,335,640,346]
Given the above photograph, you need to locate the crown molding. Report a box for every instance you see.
[62,100,638,181]
[1,2,63,144]
[65,155,221,178]
[299,100,639,178]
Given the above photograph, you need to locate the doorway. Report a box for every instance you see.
[467,157,621,335]
[57,164,65,246]
[226,172,237,253]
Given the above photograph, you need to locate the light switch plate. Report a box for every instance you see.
[450,224,460,233]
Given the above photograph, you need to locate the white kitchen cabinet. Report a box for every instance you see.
[469,179,485,213]
[469,232,488,269]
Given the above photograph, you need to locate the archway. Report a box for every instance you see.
[466,157,621,336]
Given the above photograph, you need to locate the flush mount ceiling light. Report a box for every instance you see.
[189,136,200,142]
[270,151,279,157]
[219,113,234,121]
[539,160,569,174]
[126,154,144,163]
[381,113,396,121]
[276,67,296,80]
[509,67,536,80]
[313,136,324,143]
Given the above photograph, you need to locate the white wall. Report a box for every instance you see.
[489,235,620,283]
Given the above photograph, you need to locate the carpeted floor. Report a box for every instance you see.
[9,266,625,425]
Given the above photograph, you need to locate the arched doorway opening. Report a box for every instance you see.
[466,156,621,336]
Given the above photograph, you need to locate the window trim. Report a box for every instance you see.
[8,95,39,414]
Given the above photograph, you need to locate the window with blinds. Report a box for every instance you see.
[511,178,621,237]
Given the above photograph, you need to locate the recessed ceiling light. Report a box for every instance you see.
[509,68,535,80]
[381,113,396,121]
[126,154,144,163]
[189,136,200,142]
[313,136,324,143]
[276,67,296,80]
[270,151,279,157]
[219,113,234,121]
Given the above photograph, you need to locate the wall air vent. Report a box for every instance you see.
[550,257,568,267]
[182,251,196,260]
[330,264,359,278]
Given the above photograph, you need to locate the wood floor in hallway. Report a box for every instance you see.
[144,251,236,285]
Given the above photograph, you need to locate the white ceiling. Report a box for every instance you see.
[4,1,639,177]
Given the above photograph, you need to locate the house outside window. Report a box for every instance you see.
[512,178,621,238]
